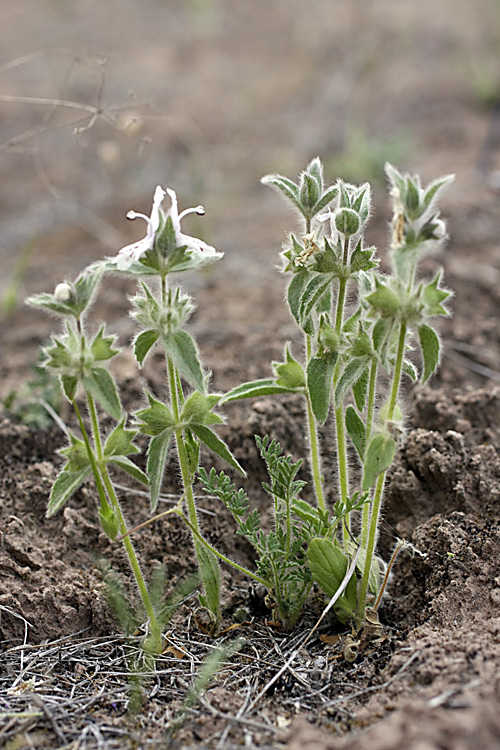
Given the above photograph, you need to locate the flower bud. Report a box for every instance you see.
[335,208,360,237]
[54,282,73,302]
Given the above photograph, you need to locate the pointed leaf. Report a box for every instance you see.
[91,326,119,362]
[299,274,332,323]
[423,174,454,210]
[61,374,78,401]
[418,324,440,383]
[59,433,90,472]
[307,354,337,424]
[403,359,419,382]
[306,156,324,191]
[195,541,221,632]
[273,345,306,389]
[181,392,223,426]
[361,433,396,491]
[190,424,246,475]
[220,379,297,403]
[353,366,369,411]
[313,185,339,215]
[82,367,121,421]
[345,405,366,460]
[135,392,175,436]
[109,456,148,486]
[47,468,91,517]
[307,538,349,598]
[147,429,174,511]
[134,329,159,367]
[103,419,139,458]
[334,358,368,405]
[287,271,308,325]
[261,174,301,211]
[162,330,205,393]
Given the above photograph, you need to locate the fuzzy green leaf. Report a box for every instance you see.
[307,538,349,597]
[352,366,369,411]
[418,323,440,383]
[423,174,454,210]
[220,379,297,403]
[335,358,368,405]
[181,392,223,426]
[403,359,419,382]
[366,279,401,316]
[91,326,119,362]
[421,272,451,317]
[135,392,176,436]
[345,405,366,460]
[190,424,246,475]
[313,185,339,215]
[108,456,148,486]
[261,174,301,212]
[134,329,159,367]
[287,271,308,325]
[147,429,174,511]
[195,542,221,633]
[162,330,205,393]
[82,368,121,421]
[103,419,139,458]
[61,374,78,401]
[362,433,397,491]
[291,498,322,526]
[355,547,382,595]
[307,354,337,424]
[47,468,91,517]
[273,345,306,389]
[300,172,320,211]
[59,433,90,472]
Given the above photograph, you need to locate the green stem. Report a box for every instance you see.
[304,334,325,512]
[357,319,407,622]
[177,511,270,587]
[100,467,161,649]
[72,399,108,514]
[361,358,378,550]
[333,269,349,542]
[75,396,161,651]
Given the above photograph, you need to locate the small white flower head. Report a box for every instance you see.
[54,282,73,302]
[114,186,222,271]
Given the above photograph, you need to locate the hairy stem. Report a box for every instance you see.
[358,320,407,621]
[76,395,161,651]
[304,334,326,512]
[360,358,378,550]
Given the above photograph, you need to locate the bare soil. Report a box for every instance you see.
[2,1,500,748]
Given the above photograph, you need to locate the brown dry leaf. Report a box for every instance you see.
[163,645,187,659]
[319,634,341,645]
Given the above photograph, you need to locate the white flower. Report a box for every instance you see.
[114,186,221,271]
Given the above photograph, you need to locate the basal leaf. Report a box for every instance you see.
[307,538,349,598]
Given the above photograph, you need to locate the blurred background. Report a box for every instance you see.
[1,0,500,397]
